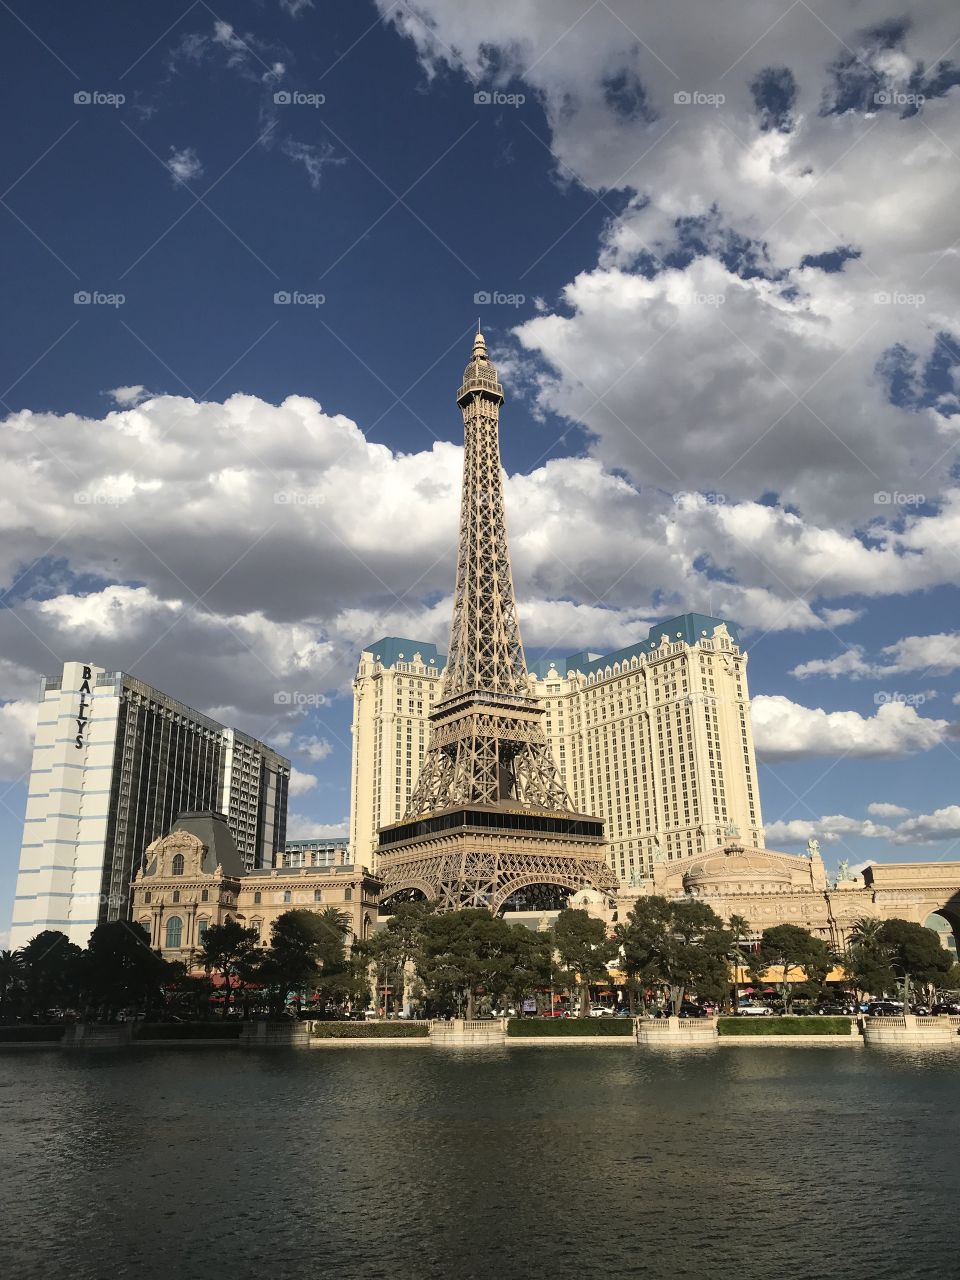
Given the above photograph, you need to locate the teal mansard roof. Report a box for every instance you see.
[364,637,446,669]
[528,613,740,679]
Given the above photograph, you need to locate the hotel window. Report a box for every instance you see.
[344,887,353,901]
[172,890,180,904]
[201,889,209,902]
[165,916,183,948]
[172,854,184,876]
[197,919,209,942]
[254,891,262,904]
[283,890,292,904]
[144,891,152,904]
[314,889,322,903]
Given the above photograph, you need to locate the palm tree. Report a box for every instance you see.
[727,915,751,1014]
[847,917,885,953]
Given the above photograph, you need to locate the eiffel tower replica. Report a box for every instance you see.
[378,328,617,912]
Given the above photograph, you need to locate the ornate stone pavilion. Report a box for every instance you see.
[130,811,381,962]
[616,837,960,952]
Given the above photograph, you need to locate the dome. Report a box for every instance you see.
[683,852,792,896]
[570,887,606,908]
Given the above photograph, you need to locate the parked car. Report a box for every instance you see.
[866,1001,903,1017]
[541,1009,567,1018]
[589,1006,616,1017]
[738,1005,774,1016]
[933,1001,960,1015]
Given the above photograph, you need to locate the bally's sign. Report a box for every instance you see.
[75,665,92,749]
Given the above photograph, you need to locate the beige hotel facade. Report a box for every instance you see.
[350,614,764,887]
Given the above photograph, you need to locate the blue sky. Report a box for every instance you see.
[3,0,960,938]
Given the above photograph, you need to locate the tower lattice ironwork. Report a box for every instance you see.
[377,328,616,912]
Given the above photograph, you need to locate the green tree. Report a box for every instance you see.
[877,918,954,1009]
[80,921,168,1020]
[503,927,554,1015]
[759,925,833,1014]
[257,908,351,1017]
[553,908,617,1016]
[363,900,433,1015]
[195,920,260,1017]
[416,909,522,1018]
[21,930,83,1019]
[617,897,731,1016]
[0,949,25,1021]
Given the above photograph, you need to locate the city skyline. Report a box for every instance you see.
[3,1,960,942]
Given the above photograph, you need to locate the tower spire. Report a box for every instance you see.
[375,329,615,912]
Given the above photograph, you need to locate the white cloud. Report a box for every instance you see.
[767,804,960,848]
[793,632,960,679]
[107,385,151,408]
[381,1,960,525]
[166,146,204,184]
[281,138,345,190]
[867,802,912,818]
[0,700,38,782]
[286,814,348,840]
[751,694,951,761]
[289,767,318,796]
[296,736,333,763]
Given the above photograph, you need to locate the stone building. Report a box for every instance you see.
[131,811,381,962]
[616,838,960,954]
[350,613,763,888]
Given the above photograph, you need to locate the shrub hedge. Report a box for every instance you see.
[507,1017,633,1037]
[311,1021,430,1039]
[717,1016,852,1036]
[137,1022,244,1040]
[0,1024,66,1043]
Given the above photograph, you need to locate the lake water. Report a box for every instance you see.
[0,1046,956,1279]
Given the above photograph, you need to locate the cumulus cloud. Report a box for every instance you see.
[867,801,912,818]
[380,1,960,526]
[107,385,152,408]
[285,814,348,839]
[0,700,38,782]
[793,631,960,679]
[296,736,333,763]
[767,804,960,848]
[751,694,951,761]
[289,767,318,796]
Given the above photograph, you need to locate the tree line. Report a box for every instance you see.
[2,899,956,1024]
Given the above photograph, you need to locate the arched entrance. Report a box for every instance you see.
[378,886,431,916]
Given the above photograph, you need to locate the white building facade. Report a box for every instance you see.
[11,661,289,948]
[350,615,764,884]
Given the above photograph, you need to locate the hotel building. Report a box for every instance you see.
[350,614,763,886]
[11,661,290,948]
